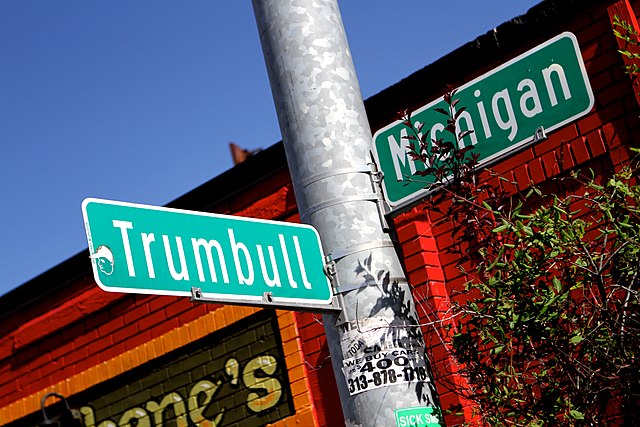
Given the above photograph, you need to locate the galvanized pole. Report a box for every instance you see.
[252,1,444,425]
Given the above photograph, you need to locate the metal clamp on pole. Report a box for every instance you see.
[324,254,349,323]
[328,240,396,262]
[300,165,373,188]
[368,160,391,231]
[301,193,379,222]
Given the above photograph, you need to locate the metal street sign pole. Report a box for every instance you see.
[82,198,338,313]
[252,0,444,425]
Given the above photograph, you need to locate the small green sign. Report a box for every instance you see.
[373,32,594,208]
[82,198,332,308]
[395,407,443,427]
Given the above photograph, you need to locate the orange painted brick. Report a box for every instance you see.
[282,340,300,359]
[280,324,298,342]
[186,320,203,343]
[288,365,306,383]
[290,379,309,397]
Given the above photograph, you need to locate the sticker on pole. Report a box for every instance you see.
[395,407,443,427]
[342,348,430,395]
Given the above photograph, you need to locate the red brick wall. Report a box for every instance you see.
[391,1,640,425]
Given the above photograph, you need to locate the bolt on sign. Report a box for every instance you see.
[82,198,333,309]
[372,32,594,209]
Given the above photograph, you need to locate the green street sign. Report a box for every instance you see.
[395,407,443,427]
[82,198,334,310]
[373,32,594,208]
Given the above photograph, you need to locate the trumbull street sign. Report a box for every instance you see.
[373,32,595,208]
[82,198,334,310]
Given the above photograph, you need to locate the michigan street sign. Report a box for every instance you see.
[82,198,334,310]
[373,32,594,208]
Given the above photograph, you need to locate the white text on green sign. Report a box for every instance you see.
[373,32,594,208]
[82,198,332,306]
[395,407,442,427]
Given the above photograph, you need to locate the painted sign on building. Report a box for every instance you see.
[7,311,292,427]
[373,32,594,208]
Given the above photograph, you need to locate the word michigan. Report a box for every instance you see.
[373,32,594,207]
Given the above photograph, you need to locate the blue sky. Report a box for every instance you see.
[0,1,541,296]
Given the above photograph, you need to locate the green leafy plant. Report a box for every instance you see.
[613,15,640,76]
[401,87,640,425]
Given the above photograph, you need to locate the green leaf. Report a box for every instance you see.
[492,224,510,233]
[570,334,584,345]
[570,409,585,420]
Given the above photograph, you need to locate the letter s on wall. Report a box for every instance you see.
[242,355,282,413]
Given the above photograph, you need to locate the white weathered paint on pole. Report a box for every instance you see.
[251,1,444,425]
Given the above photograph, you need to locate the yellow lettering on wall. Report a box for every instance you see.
[79,406,117,427]
[187,380,224,427]
[145,392,188,427]
[118,407,150,427]
[242,355,282,412]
